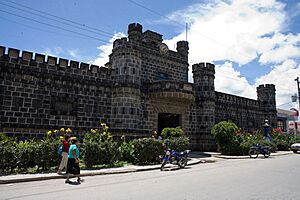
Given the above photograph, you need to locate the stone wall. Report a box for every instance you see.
[215,92,262,131]
[0,23,277,151]
[0,47,112,137]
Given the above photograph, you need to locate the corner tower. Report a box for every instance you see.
[191,63,216,151]
[109,33,142,132]
[128,23,143,41]
[257,84,277,127]
[176,41,189,62]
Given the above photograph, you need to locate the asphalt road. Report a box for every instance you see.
[1,154,300,200]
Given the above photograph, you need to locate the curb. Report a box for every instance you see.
[214,151,294,159]
[0,158,207,185]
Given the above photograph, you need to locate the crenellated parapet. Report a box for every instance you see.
[257,84,276,93]
[128,23,143,41]
[125,23,189,63]
[257,84,276,106]
[192,62,215,75]
[0,46,112,80]
[215,91,259,107]
[192,63,215,100]
[113,37,128,49]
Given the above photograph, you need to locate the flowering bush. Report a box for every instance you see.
[46,127,72,138]
[82,122,119,168]
[212,122,269,155]
[0,123,191,173]
[84,122,112,142]
[271,128,297,151]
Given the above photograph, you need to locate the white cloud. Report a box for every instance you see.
[91,32,126,66]
[163,0,300,109]
[68,48,80,59]
[258,33,300,64]
[255,60,300,109]
[164,0,286,65]
[43,47,63,57]
[215,62,257,99]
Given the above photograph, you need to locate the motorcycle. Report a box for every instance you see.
[248,143,271,158]
[160,148,190,171]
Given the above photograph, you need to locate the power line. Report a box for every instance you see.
[4,0,113,37]
[190,59,256,85]
[216,71,255,85]
[277,102,295,108]
[0,9,108,43]
[0,1,112,39]
[0,16,92,41]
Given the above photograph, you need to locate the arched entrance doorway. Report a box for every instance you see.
[157,113,181,135]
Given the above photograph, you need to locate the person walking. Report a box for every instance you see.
[263,120,273,142]
[57,135,70,174]
[65,137,81,184]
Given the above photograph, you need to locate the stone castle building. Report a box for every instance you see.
[0,23,277,150]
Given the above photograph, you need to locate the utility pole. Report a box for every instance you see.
[296,77,300,112]
[295,77,300,133]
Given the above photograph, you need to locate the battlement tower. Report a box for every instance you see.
[176,41,189,62]
[128,23,143,41]
[191,63,216,151]
[257,84,277,127]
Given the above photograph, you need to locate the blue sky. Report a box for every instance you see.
[1,0,300,112]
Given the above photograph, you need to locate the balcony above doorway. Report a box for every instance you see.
[148,81,194,102]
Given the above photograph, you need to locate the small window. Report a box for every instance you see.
[132,68,136,75]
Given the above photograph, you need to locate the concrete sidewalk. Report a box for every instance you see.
[0,157,214,184]
[0,151,294,184]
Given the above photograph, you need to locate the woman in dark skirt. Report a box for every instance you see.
[65,138,81,184]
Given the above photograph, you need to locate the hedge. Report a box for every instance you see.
[0,124,190,174]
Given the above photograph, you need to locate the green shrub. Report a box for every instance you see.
[0,143,18,173]
[0,133,16,145]
[211,121,238,145]
[16,140,37,170]
[210,122,281,155]
[35,137,60,170]
[211,121,239,154]
[130,138,164,165]
[82,122,120,168]
[119,141,135,163]
[82,140,120,168]
[161,127,184,139]
[164,136,190,152]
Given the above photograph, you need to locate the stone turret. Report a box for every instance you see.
[128,23,143,41]
[191,63,216,151]
[257,84,277,127]
[176,41,189,62]
[110,35,142,131]
[192,62,215,101]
